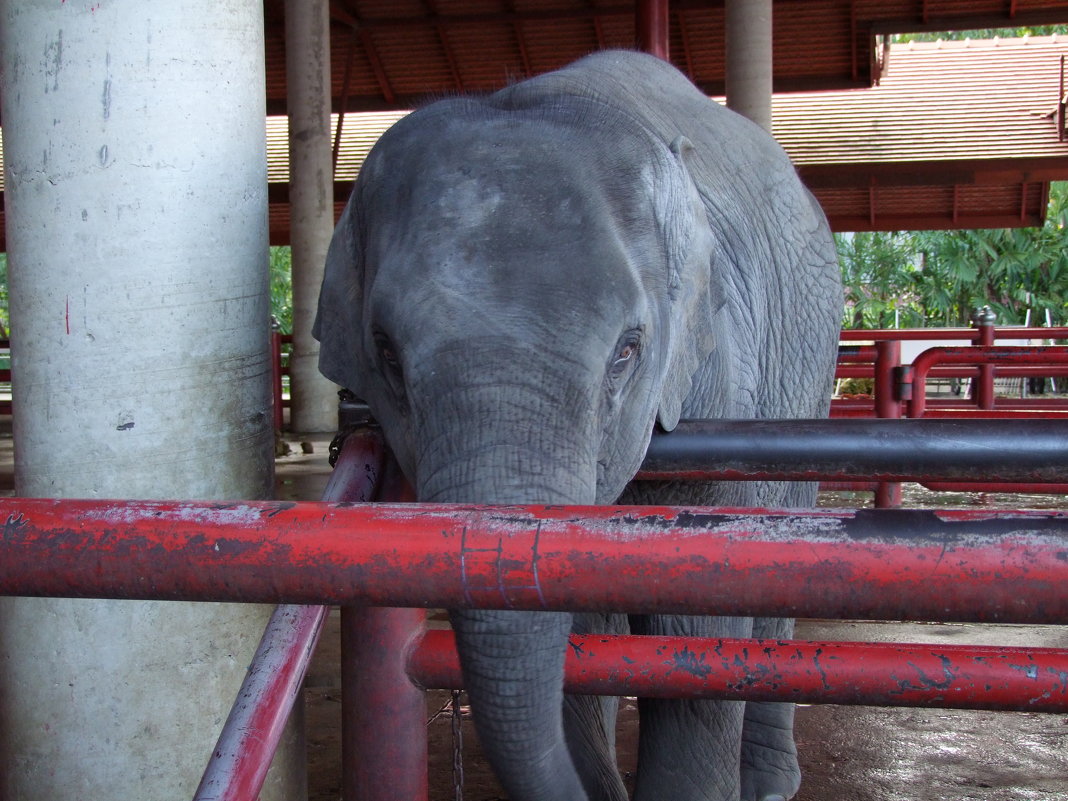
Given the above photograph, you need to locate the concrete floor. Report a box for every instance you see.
[4,423,1066,799]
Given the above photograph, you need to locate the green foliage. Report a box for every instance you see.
[893,26,1068,42]
[269,246,293,334]
[0,253,8,339]
[838,183,1068,329]
[837,231,924,328]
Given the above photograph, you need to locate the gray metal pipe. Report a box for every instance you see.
[641,419,1068,483]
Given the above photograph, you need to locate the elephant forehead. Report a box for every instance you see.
[368,178,649,324]
[373,241,648,350]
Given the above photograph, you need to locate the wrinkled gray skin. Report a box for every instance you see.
[315,50,842,801]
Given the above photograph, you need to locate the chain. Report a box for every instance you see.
[451,690,465,801]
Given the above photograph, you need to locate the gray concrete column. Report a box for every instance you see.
[286,0,339,433]
[0,2,302,799]
[725,0,774,133]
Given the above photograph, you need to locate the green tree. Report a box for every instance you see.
[838,183,1068,329]
[912,184,1068,326]
[269,246,293,334]
[893,26,1068,43]
[836,231,924,328]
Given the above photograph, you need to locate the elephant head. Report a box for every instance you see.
[315,99,726,508]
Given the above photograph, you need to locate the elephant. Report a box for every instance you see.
[314,50,842,801]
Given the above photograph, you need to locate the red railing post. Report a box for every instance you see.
[343,606,429,801]
[974,307,997,410]
[872,339,903,507]
[270,321,284,433]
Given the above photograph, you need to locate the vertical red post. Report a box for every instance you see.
[975,308,996,410]
[270,325,284,433]
[873,340,902,419]
[340,444,426,801]
[343,606,429,801]
[873,339,902,507]
[636,0,670,61]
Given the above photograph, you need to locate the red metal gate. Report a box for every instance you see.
[1,423,1066,801]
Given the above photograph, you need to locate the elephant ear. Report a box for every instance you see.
[654,136,727,432]
[312,193,366,396]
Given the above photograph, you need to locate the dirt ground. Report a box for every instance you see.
[275,437,1068,801]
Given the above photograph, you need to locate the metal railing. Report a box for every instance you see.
[2,416,1067,800]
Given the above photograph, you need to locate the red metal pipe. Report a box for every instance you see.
[194,429,387,801]
[193,604,329,801]
[873,339,903,506]
[343,606,428,801]
[837,345,879,363]
[636,0,669,60]
[839,326,1068,342]
[270,328,283,432]
[838,365,1068,381]
[336,440,425,801]
[916,407,1068,419]
[976,313,997,410]
[921,481,1068,494]
[2,499,1068,623]
[907,347,1068,417]
[409,630,1068,713]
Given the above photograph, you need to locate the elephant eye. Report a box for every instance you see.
[373,331,405,385]
[607,329,642,390]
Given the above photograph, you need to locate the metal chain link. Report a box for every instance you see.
[451,690,465,801]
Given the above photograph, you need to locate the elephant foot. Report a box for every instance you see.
[739,700,800,801]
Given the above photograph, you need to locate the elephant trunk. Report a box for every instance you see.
[413,382,599,801]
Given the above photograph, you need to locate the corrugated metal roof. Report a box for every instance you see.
[258,36,1068,236]
[268,37,1068,182]
[775,35,1068,166]
[256,0,1068,114]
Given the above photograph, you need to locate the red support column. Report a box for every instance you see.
[343,606,428,801]
[636,0,670,61]
[975,308,997,410]
[270,325,284,433]
[873,339,903,507]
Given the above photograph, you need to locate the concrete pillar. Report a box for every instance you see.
[725,0,774,133]
[286,0,339,433]
[0,3,302,799]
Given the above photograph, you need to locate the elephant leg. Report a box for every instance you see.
[564,613,630,801]
[630,613,753,801]
[450,609,589,801]
[740,617,801,801]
